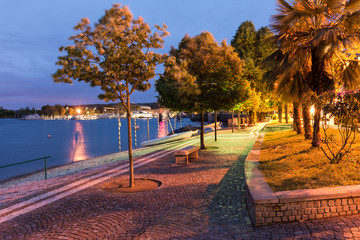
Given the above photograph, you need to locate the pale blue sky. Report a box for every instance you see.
[0,0,277,109]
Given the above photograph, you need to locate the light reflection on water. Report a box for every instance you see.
[0,118,192,181]
[158,121,167,138]
[72,121,89,162]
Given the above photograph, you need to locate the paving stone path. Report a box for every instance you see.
[1,125,360,239]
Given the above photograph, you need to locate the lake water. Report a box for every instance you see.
[0,118,193,181]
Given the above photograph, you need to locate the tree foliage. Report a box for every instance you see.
[0,107,15,118]
[231,21,276,120]
[156,32,247,148]
[53,4,168,187]
[316,90,360,164]
[271,0,360,147]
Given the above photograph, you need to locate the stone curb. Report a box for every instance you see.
[245,132,360,226]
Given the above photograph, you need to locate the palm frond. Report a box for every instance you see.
[338,60,360,89]
[345,0,360,11]
[309,27,348,51]
[339,11,360,34]
[326,0,345,9]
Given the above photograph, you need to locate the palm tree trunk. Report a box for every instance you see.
[285,104,288,124]
[302,103,312,140]
[126,107,134,187]
[278,104,283,123]
[293,102,302,134]
[311,106,321,147]
[310,50,332,147]
[200,111,205,149]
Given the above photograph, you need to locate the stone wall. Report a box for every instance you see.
[245,133,360,226]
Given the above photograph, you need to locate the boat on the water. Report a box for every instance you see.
[131,111,153,118]
[20,114,44,120]
[141,130,197,147]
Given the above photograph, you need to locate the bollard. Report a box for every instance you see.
[118,117,121,152]
[180,113,182,128]
[157,116,160,136]
[147,117,150,141]
[134,117,137,149]
[44,157,48,180]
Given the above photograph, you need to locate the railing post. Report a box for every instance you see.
[147,117,150,141]
[134,117,137,149]
[44,157,48,180]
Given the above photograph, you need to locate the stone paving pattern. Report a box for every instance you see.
[2,128,360,239]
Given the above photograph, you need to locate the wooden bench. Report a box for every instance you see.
[174,146,199,164]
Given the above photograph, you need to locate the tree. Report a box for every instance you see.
[42,105,59,116]
[265,50,311,135]
[55,105,66,116]
[68,107,74,116]
[234,88,261,125]
[156,32,247,149]
[231,21,257,60]
[53,4,168,187]
[317,90,360,164]
[231,21,276,123]
[0,107,15,118]
[271,0,360,147]
[277,102,283,123]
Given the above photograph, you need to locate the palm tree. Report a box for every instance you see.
[264,50,309,135]
[271,0,360,147]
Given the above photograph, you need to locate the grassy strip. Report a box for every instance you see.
[259,129,360,192]
[266,118,293,126]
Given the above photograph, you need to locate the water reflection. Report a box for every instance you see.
[158,121,167,138]
[72,121,89,161]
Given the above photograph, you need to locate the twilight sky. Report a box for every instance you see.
[0,0,277,110]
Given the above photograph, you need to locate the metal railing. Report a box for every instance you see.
[0,156,51,180]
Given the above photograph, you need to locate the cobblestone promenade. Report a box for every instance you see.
[1,125,360,239]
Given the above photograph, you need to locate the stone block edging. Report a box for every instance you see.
[245,133,360,226]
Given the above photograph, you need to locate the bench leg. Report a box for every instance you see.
[175,156,188,165]
[189,151,198,160]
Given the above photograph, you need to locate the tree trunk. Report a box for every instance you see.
[310,50,332,147]
[126,107,134,187]
[311,106,321,147]
[293,102,302,134]
[278,104,283,123]
[200,111,205,149]
[215,111,217,141]
[257,112,262,121]
[302,103,312,140]
[249,110,255,125]
[237,111,240,131]
[232,109,234,133]
[285,104,288,124]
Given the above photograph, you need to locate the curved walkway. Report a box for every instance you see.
[1,123,360,239]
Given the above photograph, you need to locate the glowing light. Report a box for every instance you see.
[76,108,81,114]
[310,106,315,115]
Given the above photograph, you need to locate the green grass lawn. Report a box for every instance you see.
[266,118,293,126]
[259,128,360,192]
